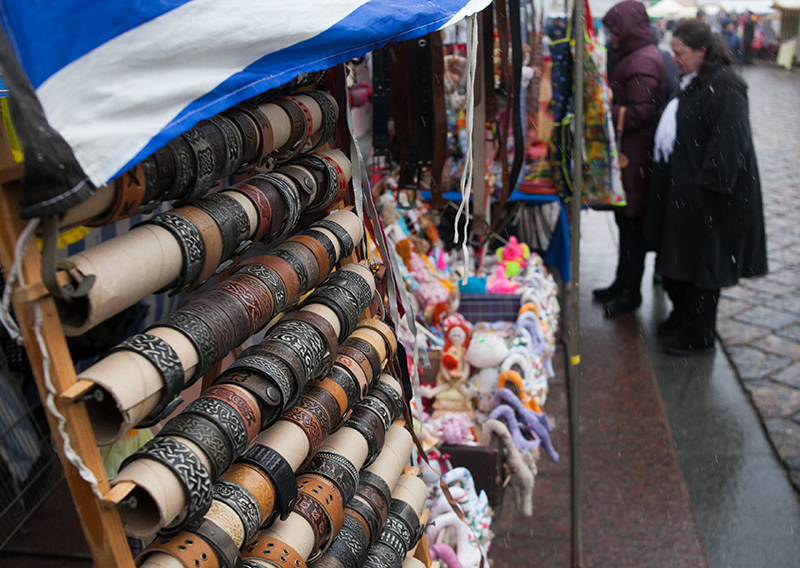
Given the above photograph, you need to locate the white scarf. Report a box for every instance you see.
[653,72,697,163]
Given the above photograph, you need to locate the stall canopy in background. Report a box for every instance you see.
[0,0,491,218]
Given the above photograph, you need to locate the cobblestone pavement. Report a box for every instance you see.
[716,63,800,492]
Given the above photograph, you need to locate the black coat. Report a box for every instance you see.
[646,65,767,289]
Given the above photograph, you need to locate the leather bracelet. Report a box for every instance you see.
[277,311,338,368]
[216,274,275,336]
[254,255,300,307]
[185,518,244,568]
[152,311,219,384]
[347,406,385,466]
[181,120,226,203]
[223,108,261,166]
[171,206,222,285]
[237,444,297,523]
[305,287,359,342]
[317,154,348,200]
[294,490,332,550]
[213,479,262,545]
[298,228,338,269]
[203,385,261,443]
[388,500,421,549]
[236,103,274,167]
[322,514,370,568]
[263,320,326,384]
[134,157,159,215]
[297,475,344,553]
[287,96,315,152]
[279,164,316,211]
[239,345,303,406]
[139,531,220,568]
[334,357,369,399]
[303,92,337,152]
[143,212,205,293]
[338,346,374,386]
[209,115,244,179]
[315,220,354,259]
[234,262,286,314]
[228,184,273,243]
[283,403,328,458]
[364,541,402,568]
[222,462,275,520]
[243,536,306,568]
[168,134,198,202]
[147,146,176,205]
[343,337,382,381]
[294,154,337,213]
[310,378,348,421]
[196,288,252,348]
[355,484,388,534]
[288,235,329,286]
[372,380,404,423]
[181,292,243,357]
[272,97,308,164]
[159,413,233,480]
[251,174,297,240]
[358,471,391,520]
[376,523,406,562]
[320,365,360,409]
[124,437,212,528]
[107,333,184,428]
[88,163,147,227]
[184,397,249,457]
[272,245,312,297]
[300,386,341,433]
[321,271,373,311]
[194,192,251,261]
[222,356,293,415]
[345,496,381,544]
[356,319,396,364]
[305,450,358,504]
[357,395,392,435]
[245,176,286,242]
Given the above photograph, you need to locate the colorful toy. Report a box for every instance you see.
[496,236,531,278]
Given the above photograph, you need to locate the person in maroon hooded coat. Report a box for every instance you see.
[593,0,666,316]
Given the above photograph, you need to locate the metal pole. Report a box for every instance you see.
[569,0,584,566]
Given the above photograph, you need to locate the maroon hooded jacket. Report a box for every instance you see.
[602,1,666,217]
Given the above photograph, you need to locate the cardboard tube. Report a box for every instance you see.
[402,557,426,568]
[391,474,427,514]
[350,328,388,364]
[259,104,292,153]
[60,184,117,230]
[318,149,352,185]
[59,224,183,336]
[328,210,364,248]
[319,426,369,471]
[137,553,183,568]
[365,425,412,491]
[255,421,309,472]
[79,326,200,445]
[262,512,317,559]
[114,436,212,537]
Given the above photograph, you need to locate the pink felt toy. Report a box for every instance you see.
[486,265,518,294]
[496,236,530,278]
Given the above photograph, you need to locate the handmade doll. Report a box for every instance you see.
[420,323,475,418]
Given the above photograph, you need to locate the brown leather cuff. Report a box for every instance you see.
[203,385,261,443]
[220,462,276,521]
[243,535,307,568]
[289,235,330,286]
[88,164,147,227]
[228,183,273,243]
[216,274,275,336]
[173,205,223,285]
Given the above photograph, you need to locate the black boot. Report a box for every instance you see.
[603,290,642,317]
[592,281,622,302]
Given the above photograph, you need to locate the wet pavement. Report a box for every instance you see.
[713,63,800,494]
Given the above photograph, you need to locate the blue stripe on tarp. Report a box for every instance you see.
[109,0,474,178]
[0,0,190,88]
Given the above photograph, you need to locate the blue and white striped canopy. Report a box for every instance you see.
[0,0,490,188]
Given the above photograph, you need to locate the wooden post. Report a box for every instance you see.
[0,180,136,568]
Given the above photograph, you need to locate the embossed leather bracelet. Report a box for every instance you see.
[183,397,249,457]
[213,479,262,545]
[357,395,392,434]
[264,319,326,380]
[356,319,397,364]
[209,115,244,179]
[343,337,382,381]
[315,220,354,259]
[294,154,337,213]
[159,413,233,480]
[87,164,148,227]
[293,490,332,551]
[181,120,226,203]
[272,97,309,164]
[248,255,300,308]
[222,107,260,166]
[319,514,370,568]
[242,535,306,568]
[372,380,404,422]
[237,444,297,523]
[168,134,198,202]
[303,92,338,152]
[153,311,219,383]
[143,212,206,293]
[364,541,402,568]
[145,147,175,206]
[234,262,286,314]
[335,357,370,400]
[344,495,381,544]
[358,471,391,520]
[317,367,359,412]
[185,517,244,568]
[288,235,329,286]
[236,103,274,167]
[317,154,348,200]
[194,192,251,261]
[216,275,275,337]
[321,271,373,311]
[138,530,221,568]
[245,176,286,242]
[355,483,389,536]
[272,246,312,297]
[222,462,275,521]
[304,382,346,429]
[277,311,338,369]
[388,499,421,550]
[203,385,260,443]
[305,451,358,504]
[376,523,406,562]
[107,333,184,428]
[297,474,344,553]
[229,183,273,243]
[123,436,213,529]
[279,164,316,210]
[181,293,243,357]
[338,346,375,386]
[305,287,360,342]
[298,228,338,269]
[346,405,385,466]
[283,400,329,458]
[220,357,293,418]
[238,345,303,406]
[171,206,222,286]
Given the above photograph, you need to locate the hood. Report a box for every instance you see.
[602,0,654,57]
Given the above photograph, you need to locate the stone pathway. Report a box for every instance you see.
[715,63,800,492]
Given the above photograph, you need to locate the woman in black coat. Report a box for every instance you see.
[647,20,767,355]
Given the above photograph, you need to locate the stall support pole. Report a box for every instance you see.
[569,1,585,567]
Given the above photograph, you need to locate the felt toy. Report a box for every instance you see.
[465,332,509,415]
[495,387,558,462]
[496,236,531,278]
[459,275,487,294]
[428,512,482,568]
[486,405,540,453]
[430,543,466,568]
[482,419,537,517]
[421,323,475,418]
[497,370,543,413]
[486,264,518,294]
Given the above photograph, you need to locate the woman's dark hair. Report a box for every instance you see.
[673,19,733,83]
